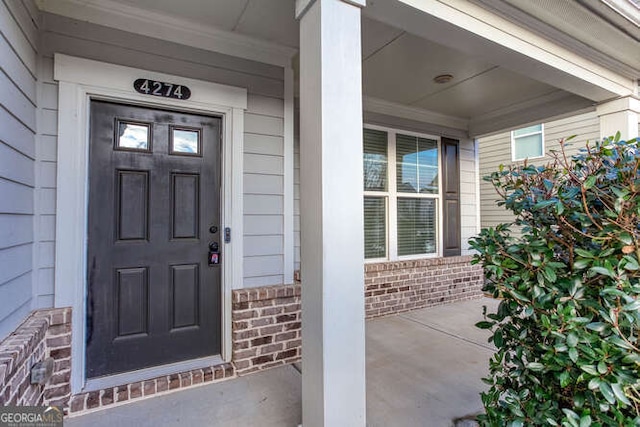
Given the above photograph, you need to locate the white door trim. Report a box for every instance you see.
[283,66,295,284]
[53,53,246,394]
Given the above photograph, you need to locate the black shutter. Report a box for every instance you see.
[441,137,461,257]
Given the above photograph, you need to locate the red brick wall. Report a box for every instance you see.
[231,284,301,375]
[230,257,482,372]
[364,255,484,318]
[0,308,72,407]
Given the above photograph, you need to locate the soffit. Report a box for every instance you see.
[361,28,564,119]
[233,0,299,47]
[363,32,496,106]
[107,0,251,31]
[107,0,300,47]
[411,68,560,118]
[362,16,405,59]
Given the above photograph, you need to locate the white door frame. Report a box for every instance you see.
[53,54,246,393]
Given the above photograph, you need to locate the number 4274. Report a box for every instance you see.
[134,79,189,100]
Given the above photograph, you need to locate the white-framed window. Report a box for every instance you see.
[511,124,544,161]
[363,125,442,261]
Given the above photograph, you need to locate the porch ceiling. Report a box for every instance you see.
[39,0,638,136]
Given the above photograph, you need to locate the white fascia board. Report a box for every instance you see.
[37,0,297,67]
[395,0,635,99]
[601,0,640,26]
[363,97,469,131]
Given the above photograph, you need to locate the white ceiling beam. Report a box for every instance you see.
[469,90,595,137]
[36,0,297,67]
[363,97,469,131]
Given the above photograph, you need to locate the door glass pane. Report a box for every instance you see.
[171,128,201,155]
[364,197,386,259]
[514,133,543,159]
[396,134,438,194]
[363,129,388,191]
[397,198,436,256]
[117,122,149,150]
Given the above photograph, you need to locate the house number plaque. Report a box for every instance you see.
[133,78,191,100]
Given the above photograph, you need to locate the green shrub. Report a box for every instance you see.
[470,134,640,426]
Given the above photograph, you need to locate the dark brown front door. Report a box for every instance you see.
[86,101,222,379]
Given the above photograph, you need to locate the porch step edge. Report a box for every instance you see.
[67,362,235,417]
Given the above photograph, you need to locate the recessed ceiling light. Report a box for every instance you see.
[433,74,454,84]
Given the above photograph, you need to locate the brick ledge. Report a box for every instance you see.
[365,255,476,272]
[232,283,301,303]
[68,362,235,416]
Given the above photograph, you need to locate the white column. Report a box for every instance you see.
[596,96,640,140]
[296,0,366,426]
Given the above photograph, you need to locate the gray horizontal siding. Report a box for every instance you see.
[243,96,285,285]
[34,54,57,313]
[34,50,57,305]
[0,0,38,339]
[0,1,37,74]
[478,110,599,231]
[37,12,286,293]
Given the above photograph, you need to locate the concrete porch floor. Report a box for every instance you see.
[65,297,500,427]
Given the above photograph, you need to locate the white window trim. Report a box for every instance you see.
[53,54,246,393]
[511,124,545,161]
[363,124,443,263]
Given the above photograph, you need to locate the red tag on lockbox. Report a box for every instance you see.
[209,252,219,265]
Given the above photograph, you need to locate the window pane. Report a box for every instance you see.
[397,198,436,256]
[118,122,149,150]
[514,133,543,159]
[363,129,388,191]
[513,124,542,137]
[396,134,438,194]
[171,128,200,155]
[364,197,386,259]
